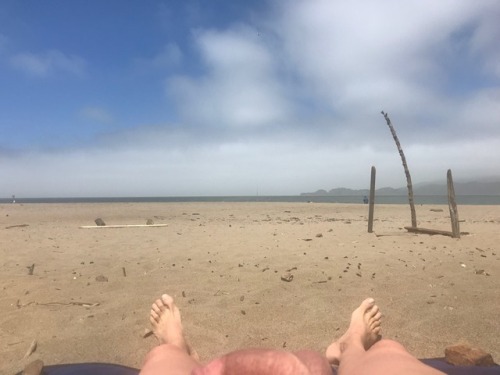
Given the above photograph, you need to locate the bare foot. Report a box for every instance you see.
[325,298,382,365]
[150,294,198,359]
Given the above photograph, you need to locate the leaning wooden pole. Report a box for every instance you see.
[447,169,460,238]
[368,166,376,233]
[381,111,417,228]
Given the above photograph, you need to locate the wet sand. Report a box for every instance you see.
[1,202,499,373]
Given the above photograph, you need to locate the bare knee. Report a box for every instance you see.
[144,344,170,360]
[143,344,186,365]
[141,344,200,375]
[370,339,409,354]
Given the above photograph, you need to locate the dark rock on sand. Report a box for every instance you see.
[445,344,496,366]
[95,218,106,226]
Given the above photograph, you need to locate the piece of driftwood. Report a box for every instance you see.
[142,328,153,338]
[405,226,455,237]
[5,224,29,229]
[374,232,409,237]
[368,166,376,233]
[447,169,460,238]
[381,111,417,227]
[36,301,100,307]
[80,224,168,229]
[24,339,37,358]
[27,264,35,275]
[16,300,33,308]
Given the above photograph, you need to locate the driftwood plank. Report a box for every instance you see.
[404,226,455,237]
[80,224,168,229]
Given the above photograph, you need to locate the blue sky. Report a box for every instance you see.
[1,0,499,197]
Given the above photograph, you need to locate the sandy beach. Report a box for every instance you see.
[1,202,499,374]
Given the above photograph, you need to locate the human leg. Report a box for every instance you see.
[355,339,446,375]
[141,293,332,375]
[140,294,201,375]
[326,298,445,375]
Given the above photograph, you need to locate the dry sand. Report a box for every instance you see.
[1,202,499,374]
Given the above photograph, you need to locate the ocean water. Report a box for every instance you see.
[1,195,500,205]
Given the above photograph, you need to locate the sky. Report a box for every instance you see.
[1,0,499,197]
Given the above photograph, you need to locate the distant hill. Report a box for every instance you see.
[301,178,500,196]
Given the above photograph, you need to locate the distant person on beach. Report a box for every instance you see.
[140,294,445,375]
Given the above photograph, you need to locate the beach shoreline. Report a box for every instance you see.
[1,202,498,373]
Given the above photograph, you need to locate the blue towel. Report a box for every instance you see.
[420,358,500,375]
[20,363,139,375]
[18,359,500,374]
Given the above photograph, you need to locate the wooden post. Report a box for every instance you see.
[368,166,376,233]
[381,111,417,228]
[447,169,460,238]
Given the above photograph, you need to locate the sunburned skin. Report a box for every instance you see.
[325,297,382,365]
[141,295,445,375]
[147,293,332,375]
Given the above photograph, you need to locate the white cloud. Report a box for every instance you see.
[276,1,476,112]
[162,0,500,192]
[9,49,86,77]
[163,0,500,148]
[167,25,292,129]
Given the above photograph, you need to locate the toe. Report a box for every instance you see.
[161,294,174,309]
[370,312,382,327]
[368,310,381,325]
[155,298,167,312]
[150,309,160,322]
[365,305,377,320]
[152,302,163,314]
[360,298,375,311]
[370,320,381,331]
